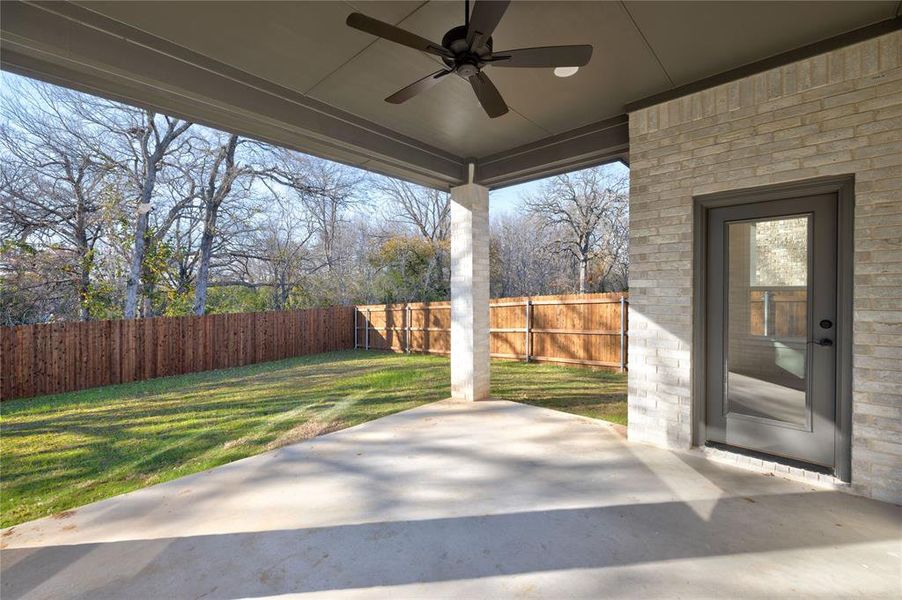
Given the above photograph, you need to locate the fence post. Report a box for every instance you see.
[365,308,370,351]
[620,296,627,372]
[525,299,532,362]
[354,307,358,349]
[406,305,411,353]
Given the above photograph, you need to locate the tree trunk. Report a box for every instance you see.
[77,259,91,321]
[192,204,218,315]
[279,283,290,309]
[124,162,158,319]
[273,271,289,310]
[124,209,149,318]
[141,297,151,318]
[141,271,154,318]
[578,254,588,294]
[193,134,240,316]
[74,209,92,322]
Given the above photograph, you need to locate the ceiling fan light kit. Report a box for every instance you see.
[346,0,594,118]
[554,66,580,78]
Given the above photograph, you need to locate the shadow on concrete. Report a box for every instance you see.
[3,490,900,600]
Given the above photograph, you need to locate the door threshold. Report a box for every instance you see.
[699,443,849,491]
[705,442,832,474]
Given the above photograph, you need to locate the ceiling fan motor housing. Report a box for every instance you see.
[441,25,492,78]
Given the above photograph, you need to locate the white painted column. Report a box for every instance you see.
[450,183,490,401]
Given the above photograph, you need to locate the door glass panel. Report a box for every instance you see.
[726,216,809,426]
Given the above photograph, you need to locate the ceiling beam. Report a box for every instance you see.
[475,115,629,189]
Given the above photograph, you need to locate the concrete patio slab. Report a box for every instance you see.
[2,400,900,599]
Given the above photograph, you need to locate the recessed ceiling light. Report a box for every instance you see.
[554,66,579,78]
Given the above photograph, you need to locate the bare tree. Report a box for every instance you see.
[128,114,194,317]
[525,166,629,294]
[1,74,634,325]
[67,99,196,318]
[191,134,256,315]
[0,81,116,321]
[264,153,365,304]
[268,153,362,269]
[490,212,571,298]
[374,177,450,299]
[220,198,319,310]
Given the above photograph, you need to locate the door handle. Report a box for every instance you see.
[808,338,833,347]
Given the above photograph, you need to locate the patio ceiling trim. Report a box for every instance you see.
[0,0,468,190]
[475,115,630,190]
[624,15,902,113]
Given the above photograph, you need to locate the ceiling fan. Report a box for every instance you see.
[346,0,593,118]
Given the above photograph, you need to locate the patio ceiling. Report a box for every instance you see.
[1,1,899,190]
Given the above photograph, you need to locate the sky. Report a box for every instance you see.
[488,180,542,217]
[489,160,629,218]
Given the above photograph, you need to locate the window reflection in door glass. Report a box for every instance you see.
[726,216,809,426]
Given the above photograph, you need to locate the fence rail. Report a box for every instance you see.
[355,292,628,370]
[1,307,355,401]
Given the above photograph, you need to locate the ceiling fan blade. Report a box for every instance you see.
[347,13,452,59]
[469,72,508,118]
[386,70,452,104]
[466,0,510,50]
[488,45,593,68]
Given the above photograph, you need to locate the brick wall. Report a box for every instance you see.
[450,183,491,402]
[627,31,901,502]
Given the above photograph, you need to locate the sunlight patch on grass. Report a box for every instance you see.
[491,361,628,425]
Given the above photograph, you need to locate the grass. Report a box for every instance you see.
[493,360,628,425]
[0,350,626,528]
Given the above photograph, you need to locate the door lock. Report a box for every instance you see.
[819,319,833,329]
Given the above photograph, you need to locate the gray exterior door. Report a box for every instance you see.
[706,193,837,467]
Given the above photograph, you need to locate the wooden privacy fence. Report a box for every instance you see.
[1,295,626,401]
[355,292,628,370]
[1,307,355,401]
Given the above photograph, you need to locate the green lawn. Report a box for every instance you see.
[0,350,626,528]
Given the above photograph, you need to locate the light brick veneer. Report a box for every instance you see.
[627,31,902,502]
[450,183,491,402]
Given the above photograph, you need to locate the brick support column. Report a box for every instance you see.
[450,183,490,401]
